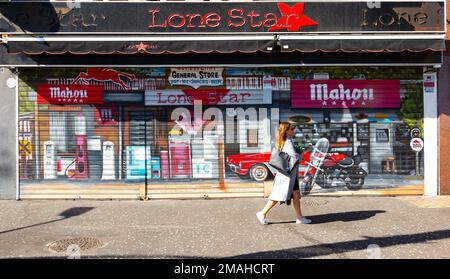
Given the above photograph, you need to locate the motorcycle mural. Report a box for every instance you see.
[300,138,367,195]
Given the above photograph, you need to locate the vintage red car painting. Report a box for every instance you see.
[226,152,273,181]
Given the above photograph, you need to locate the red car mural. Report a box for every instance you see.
[227,152,310,182]
[227,152,273,181]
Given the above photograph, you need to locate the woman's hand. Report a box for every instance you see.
[294,143,303,154]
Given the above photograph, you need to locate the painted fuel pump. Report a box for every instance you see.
[43,140,57,179]
[70,112,89,180]
[102,141,115,180]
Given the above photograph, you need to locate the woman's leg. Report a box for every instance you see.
[261,200,277,217]
[292,190,303,219]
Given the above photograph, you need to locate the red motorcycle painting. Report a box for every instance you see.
[299,138,367,195]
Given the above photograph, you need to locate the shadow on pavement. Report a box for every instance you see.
[269,210,386,225]
[308,210,386,224]
[227,229,450,259]
[0,207,94,235]
[11,229,450,259]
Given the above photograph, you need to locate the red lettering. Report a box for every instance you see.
[187,95,195,104]
[177,94,187,104]
[186,14,205,28]
[228,9,245,27]
[148,10,166,28]
[263,13,277,28]
[168,14,186,28]
[168,95,177,103]
[228,94,238,103]
[150,9,282,30]
[240,93,251,102]
[205,13,221,28]
[209,92,218,104]
[248,10,262,28]
[285,13,300,29]
[157,92,167,103]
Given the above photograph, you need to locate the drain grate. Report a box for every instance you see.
[301,198,330,207]
[47,237,105,253]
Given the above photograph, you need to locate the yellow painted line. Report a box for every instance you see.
[21,182,261,189]
[147,193,264,199]
[398,196,450,208]
[20,195,140,200]
[310,185,424,197]
[147,188,264,194]
[21,190,140,194]
[21,184,80,190]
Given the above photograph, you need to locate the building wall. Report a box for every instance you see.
[438,51,450,195]
[0,68,17,199]
[438,0,450,195]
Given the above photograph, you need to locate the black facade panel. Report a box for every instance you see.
[0,48,443,67]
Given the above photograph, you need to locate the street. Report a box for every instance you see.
[1,196,450,259]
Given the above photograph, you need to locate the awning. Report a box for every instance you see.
[3,35,445,55]
[0,47,443,67]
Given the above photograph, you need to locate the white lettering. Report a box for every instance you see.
[310,84,316,100]
[174,263,208,277]
[329,88,339,100]
[339,84,351,101]
[309,83,375,103]
[48,87,89,102]
[352,88,362,100]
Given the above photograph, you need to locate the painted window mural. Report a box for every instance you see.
[18,67,425,196]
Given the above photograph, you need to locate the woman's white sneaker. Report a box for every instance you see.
[296,217,312,224]
[256,211,268,225]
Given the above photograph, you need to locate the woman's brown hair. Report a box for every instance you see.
[277,122,291,151]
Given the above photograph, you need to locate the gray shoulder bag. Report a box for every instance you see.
[268,148,290,176]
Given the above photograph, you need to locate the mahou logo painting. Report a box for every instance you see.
[291,80,401,108]
[37,85,103,105]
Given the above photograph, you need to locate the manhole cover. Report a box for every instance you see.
[47,237,105,253]
[301,198,330,207]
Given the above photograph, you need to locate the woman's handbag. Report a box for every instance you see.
[268,148,291,176]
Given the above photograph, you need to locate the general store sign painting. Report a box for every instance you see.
[168,68,224,89]
[291,80,401,109]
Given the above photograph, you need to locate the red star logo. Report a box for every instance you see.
[134,42,148,52]
[269,3,318,32]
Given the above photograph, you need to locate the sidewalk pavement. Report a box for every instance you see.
[0,196,450,259]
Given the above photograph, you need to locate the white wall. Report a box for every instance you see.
[423,68,438,196]
[0,68,18,199]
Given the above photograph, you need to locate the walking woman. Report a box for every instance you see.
[256,122,312,225]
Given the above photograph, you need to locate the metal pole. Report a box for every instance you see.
[416,151,420,176]
[144,109,148,199]
[34,104,40,179]
[118,105,123,180]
